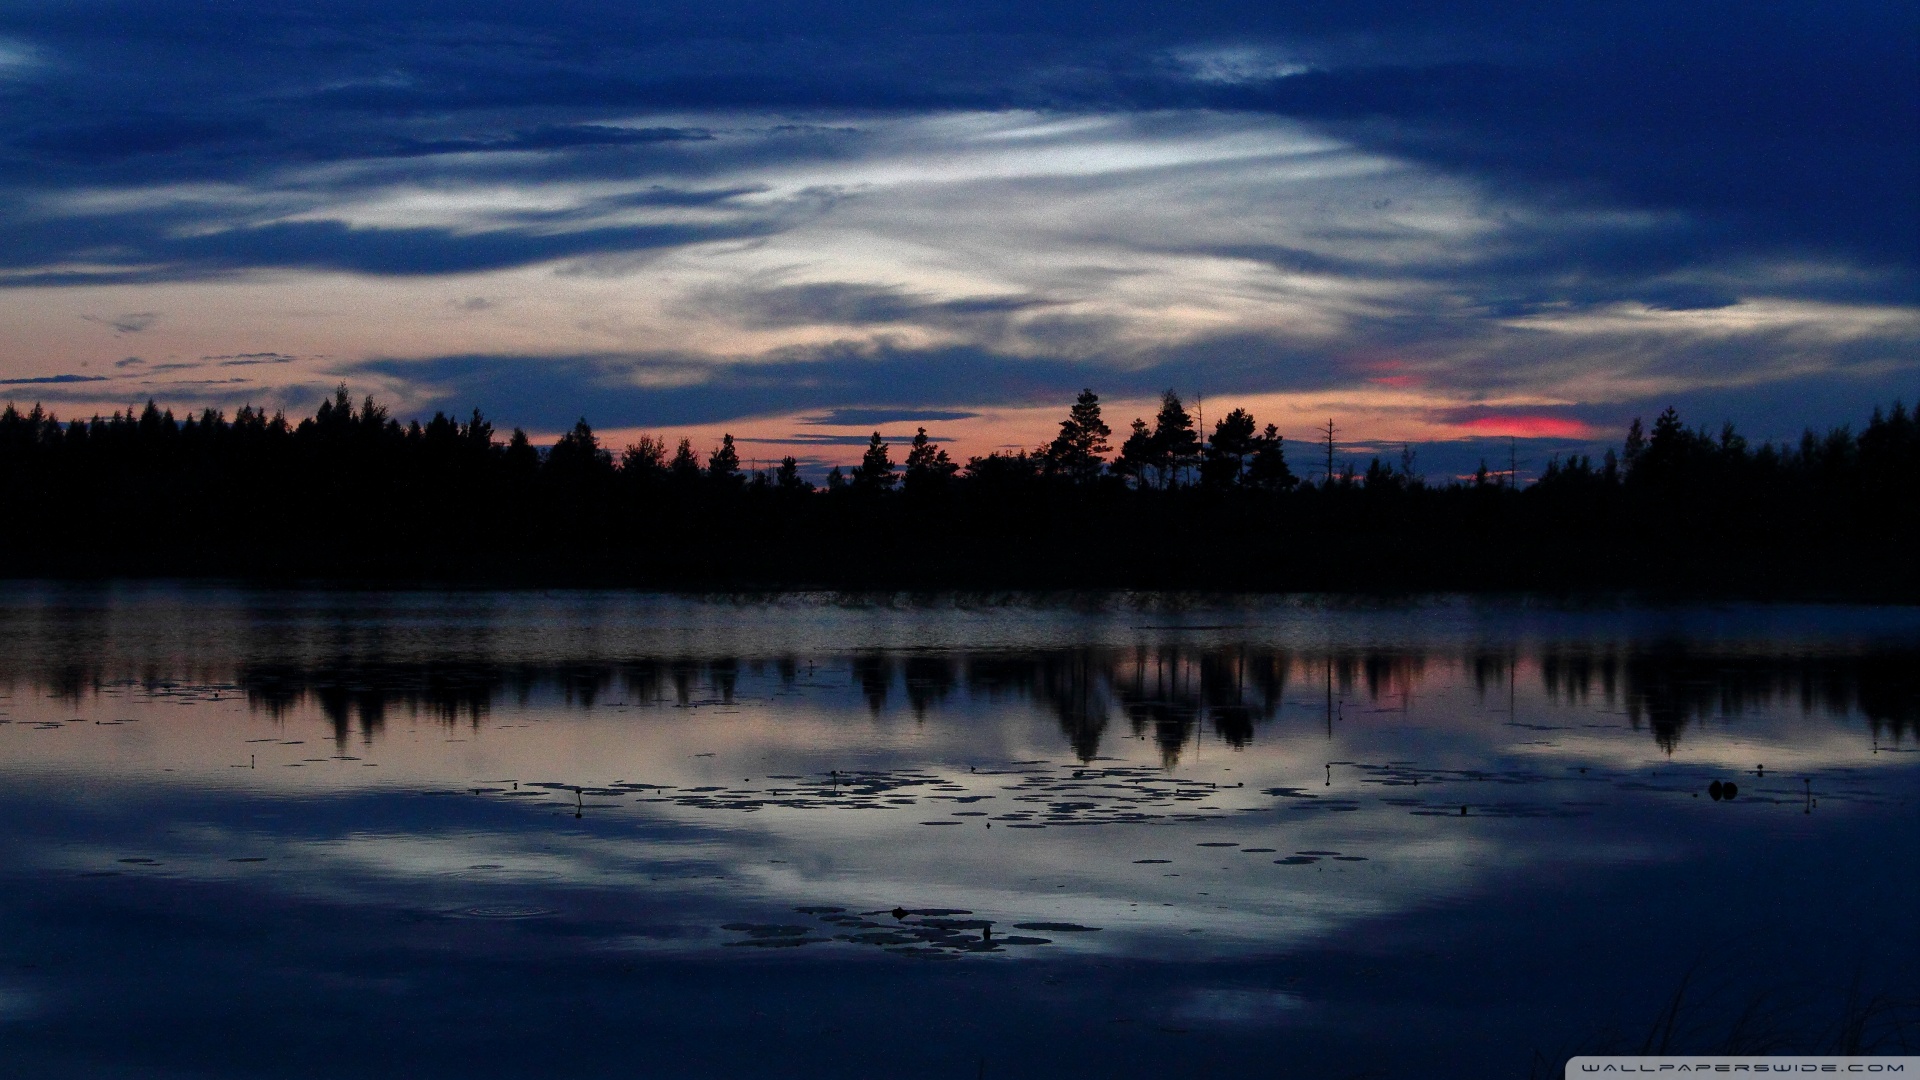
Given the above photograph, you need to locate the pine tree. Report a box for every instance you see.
[463,408,494,455]
[1113,417,1155,488]
[669,437,701,483]
[504,427,539,475]
[775,456,812,492]
[1150,390,1201,488]
[903,427,956,491]
[546,418,612,477]
[1043,389,1112,484]
[620,435,668,479]
[1622,417,1647,474]
[855,433,896,491]
[1201,407,1257,488]
[707,433,743,486]
[1246,424,1297,491]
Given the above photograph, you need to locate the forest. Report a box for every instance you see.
[1,387,1915,595]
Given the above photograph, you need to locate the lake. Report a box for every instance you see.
[0,586,1914,1077]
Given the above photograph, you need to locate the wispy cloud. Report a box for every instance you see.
[801,408,980,426]
[81,312,158,334]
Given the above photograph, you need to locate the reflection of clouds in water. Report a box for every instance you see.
[3,591,1917,970]
[7,750,1631,962]
[0,985,34,1021]
[1169,988,1309,1027]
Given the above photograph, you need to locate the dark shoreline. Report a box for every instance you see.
[5,391,1914,599]
[1,575,1913,607]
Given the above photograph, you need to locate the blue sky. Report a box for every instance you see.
[1,0,1914,475]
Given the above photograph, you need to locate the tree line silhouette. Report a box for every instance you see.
[0,386,1914,593]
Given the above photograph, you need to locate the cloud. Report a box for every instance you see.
[205,353,297,366]
[0,373,109,385]
[18,116,273,160]
[3,216,779,283]
[801,408,981,426]
[342,347,1080,430]
[749,431,956,447]
[695,282,1057,331]
[0,37,40,81]
[1446,413,1598,440]
[0,0,1905,275]
[82,312,158,334]
[342,332,1366,432]
[0,0,1912,455]
[381,125,714,158]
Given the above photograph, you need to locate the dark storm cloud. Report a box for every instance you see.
[0,0,1908,286]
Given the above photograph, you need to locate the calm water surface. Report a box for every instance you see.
[0,587,1915,1078]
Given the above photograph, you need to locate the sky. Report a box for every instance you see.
[1,0,1915,478]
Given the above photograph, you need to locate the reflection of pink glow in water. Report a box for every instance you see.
[1452,414,1595,439]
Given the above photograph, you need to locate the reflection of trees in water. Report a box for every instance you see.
[867,646,1301,765]
[1856,655,1920,743]
[1536,647,1920,752]
[902,656,955,718]
[851,653,891,715]
[242,657,751,746]
[1471,650,1514,700]
[1540,649,1618,705]
[1110,646,1295,765]
[8,642,1916,758]
[240,662,498,746]
[967,652,1110,762]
